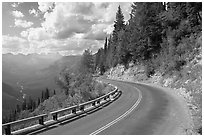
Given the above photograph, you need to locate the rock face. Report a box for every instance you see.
[106,64,148,82]
[105,48,202,135]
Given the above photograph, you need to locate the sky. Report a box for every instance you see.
[2,2,132,56]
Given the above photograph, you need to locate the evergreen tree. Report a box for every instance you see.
[111,5,126,67]
[57,70,72,96]
[99,50,105,74]
[94,48,102,71]
[45,88,50,99]
[37,97,41,106]
[16,104,21,113]
[32,101,36,111]
[53,89,56,95]
[106,35,113,68]
[41,90,44,102]
[129,2,164,61]
[117,28,132,67]
[80,49,94,74]
[104,37,108,55]
[114,5,125,32]
[9,111,13,122]
[28,96,33,110]
[22,98,27,110]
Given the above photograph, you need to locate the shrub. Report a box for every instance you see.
[145,61,155,78]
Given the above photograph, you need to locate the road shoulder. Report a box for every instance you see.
[136,82,193,134]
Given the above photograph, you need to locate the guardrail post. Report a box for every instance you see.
[53,113,58,121]
[80,105,84,111]
[110,90,117,101]
[113,89,118,98]
[107,95,110,100]
[5,125,11,135]
[92,101,96,106]
[72,108,76,114]
[39,116,44,125]
[97,99,100,104]
[110,94,114,101]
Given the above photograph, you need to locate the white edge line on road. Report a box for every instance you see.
[90,85,142,135]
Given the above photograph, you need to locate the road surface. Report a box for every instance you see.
[39,79,190,135]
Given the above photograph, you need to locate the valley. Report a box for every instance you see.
[2,53,81,118]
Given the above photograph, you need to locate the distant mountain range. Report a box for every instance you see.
[2,82,23,118]
[2,53,81,118]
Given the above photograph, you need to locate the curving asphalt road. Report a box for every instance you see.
[39,78,190,135]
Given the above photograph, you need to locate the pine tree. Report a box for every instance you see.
[53,89,56,95]
[80,49,94,74]
[104,37,108,55]
[106,35,113,68]
[37,97,40,106]
[129,2,164,61]
[111,5,126,67]
[94,48,102,71]
[99,50,105,74]
[64,74,71,95]
[28,96,33,110]
[22,98,27,110]
[32,101,36,111]
[16,104,21,113]
[57,70,72,96]
[114,5,125,32]
[45,88,50,99]
[41,90,44,102]
[118,28,132,67]
[112,5,125,47]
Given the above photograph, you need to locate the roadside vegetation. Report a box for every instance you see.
[3,49,114,132]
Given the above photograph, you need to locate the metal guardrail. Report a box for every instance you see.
[2,114,48,135]
[2,84,119,135]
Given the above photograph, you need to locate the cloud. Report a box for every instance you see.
[11,2,22,8]
[40,2,131,40]
[33,38,104,55]
[29,8,39,17]
[4,2,132,55]
[11,3,18,8]
[54,15,94,39]
[21,27,51,41]
[2,35,29,54]
[11,10,24,18]
[14,19,33,28]
[3,34,103,55]
[93,2,132,23]
[83,24,110,40]
[41,3,95,39]
[20,30,29,38]
[38,2,55,13]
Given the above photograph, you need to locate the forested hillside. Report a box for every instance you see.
[94,2,202,135]
[94,2,201,76]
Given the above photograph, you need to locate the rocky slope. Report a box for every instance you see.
[105,45,202,135]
